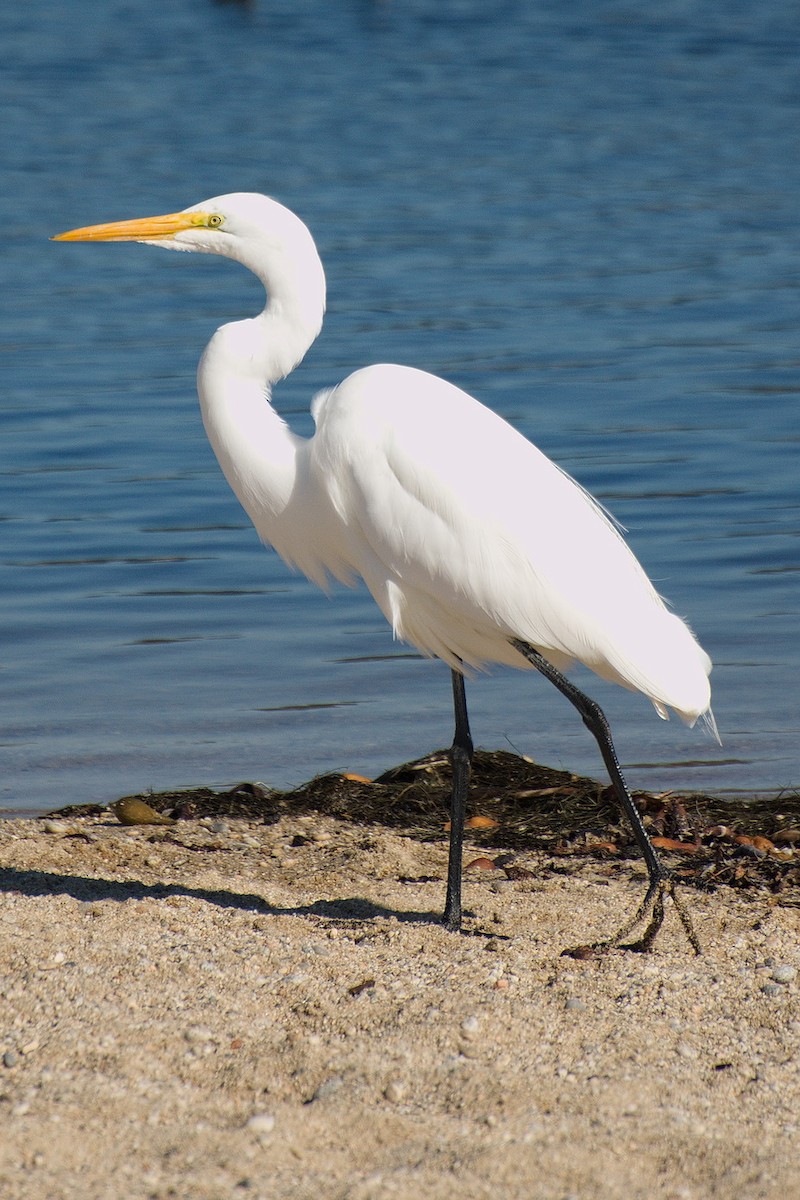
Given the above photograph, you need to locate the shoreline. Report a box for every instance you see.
[1,757,799,1199]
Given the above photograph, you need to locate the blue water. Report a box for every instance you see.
[1,0,798,816]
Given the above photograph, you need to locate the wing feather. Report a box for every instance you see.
[311,364,711,722]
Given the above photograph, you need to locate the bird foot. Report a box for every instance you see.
[562,875,701,959]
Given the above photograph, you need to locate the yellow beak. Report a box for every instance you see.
[52,210,207,243]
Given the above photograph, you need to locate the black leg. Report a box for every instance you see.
[510,638,700,955]
[443,667,473,932]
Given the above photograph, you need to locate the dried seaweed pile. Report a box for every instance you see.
[54,749,800,900]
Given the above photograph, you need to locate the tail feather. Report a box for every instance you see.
[700,707,722,746]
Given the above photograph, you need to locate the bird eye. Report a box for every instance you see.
[207,214,224,229]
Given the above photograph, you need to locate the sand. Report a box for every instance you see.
[0,805,798,1200]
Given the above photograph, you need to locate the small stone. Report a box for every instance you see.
[302,943,332,958]
[3,1050,18,1068]
[245,1112,275,1137]
[183,1025,215,1044]
[384,1079,406,1103]
[771,965,796,984]
[41,820,70,835]
[761,983,784,997]
[110,797,174,826]
[565,997,586,1012]
[312,1076,344,1102]
[460,1016,480,1040]
[465,857,496,871]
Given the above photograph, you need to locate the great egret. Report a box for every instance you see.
[54,192,716,953]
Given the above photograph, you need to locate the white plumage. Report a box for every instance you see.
[55,191,715,950]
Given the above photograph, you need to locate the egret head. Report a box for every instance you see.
[53,191,326,316]
[54,191,312,257]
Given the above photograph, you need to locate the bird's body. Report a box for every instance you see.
[55,191,715,951]
[215,355,711,721]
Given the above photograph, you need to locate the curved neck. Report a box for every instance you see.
[196,245,326,530]
[215,229,327,385]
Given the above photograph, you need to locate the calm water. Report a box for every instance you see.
[2,0,798,816]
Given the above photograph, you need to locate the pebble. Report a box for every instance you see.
[3,1050,18,1068]
[312,1075,344,1102]
[770,965,796,984]
[383,1079,406,1103]
[761,983,784,998]
[465,857,496,871]
[460,1016,480,1040]
[486,964,507,986]
[302,943,332,958]
[245,1112,276,1137]
[41,819,70,835]
[565,998,586,1013]
[110,797,174,826]
[183,1025,215,1044]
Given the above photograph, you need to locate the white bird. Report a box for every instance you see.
[54,192,716,952]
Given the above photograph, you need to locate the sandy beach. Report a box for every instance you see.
[1,776,798,1200]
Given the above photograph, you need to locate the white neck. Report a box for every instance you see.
[195,235,326,536]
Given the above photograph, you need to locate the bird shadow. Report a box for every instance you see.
[0,864,466,930]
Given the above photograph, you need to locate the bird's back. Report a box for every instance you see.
[309,363,712,725]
